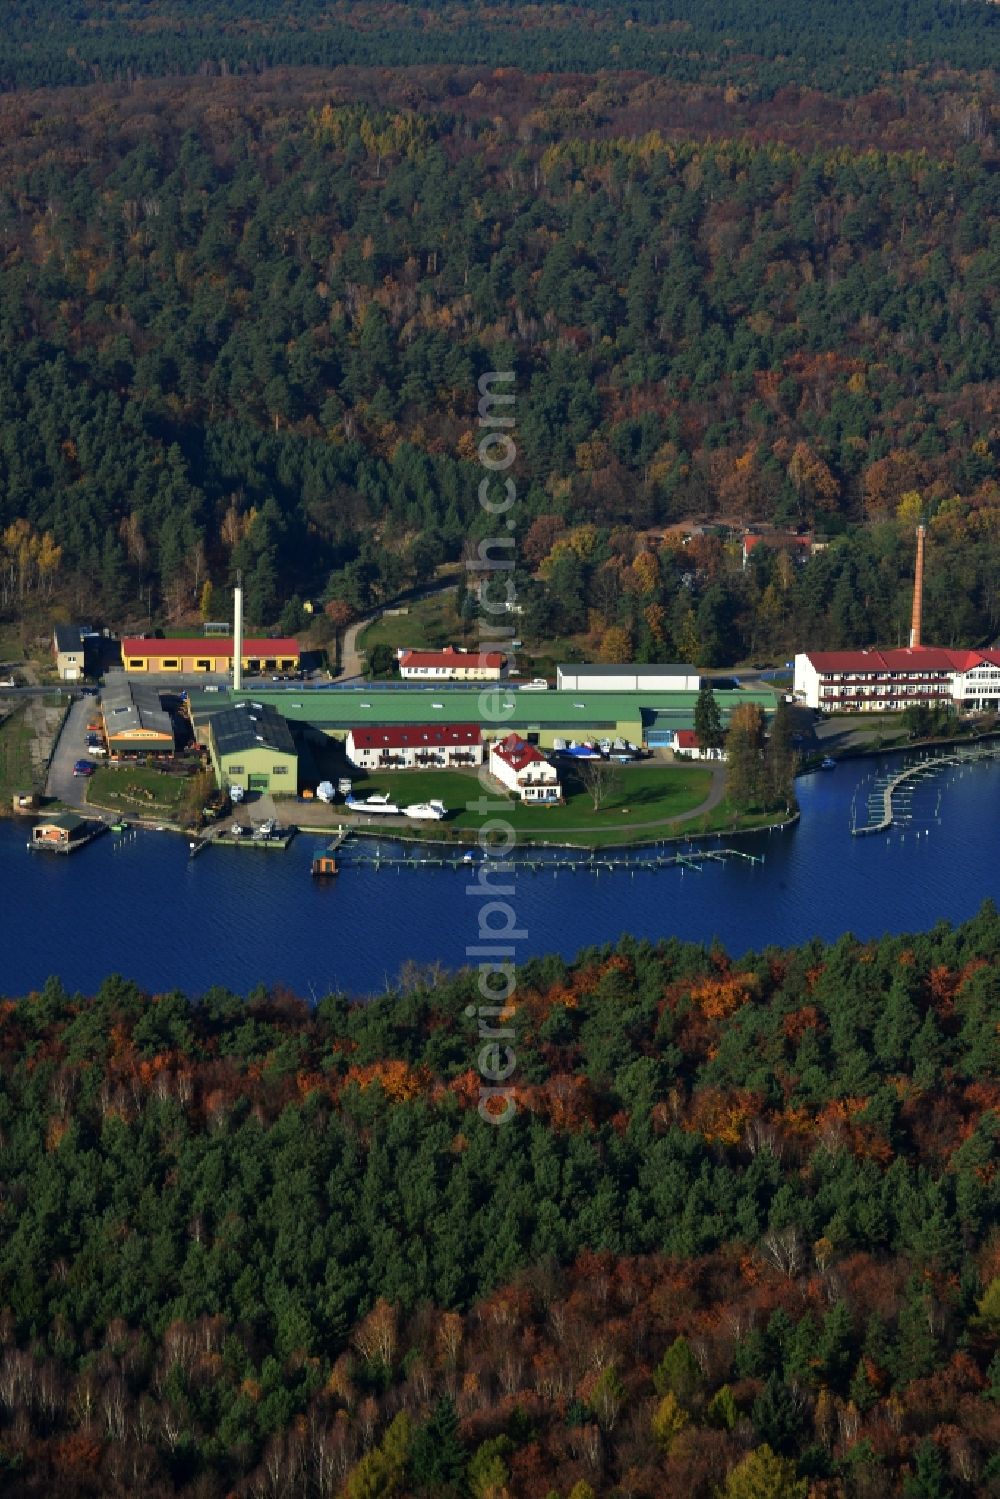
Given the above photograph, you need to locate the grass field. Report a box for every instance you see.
[87,764,188,815]
[359,591,463,657]
[345,762,715,844]
[0,708,36,804]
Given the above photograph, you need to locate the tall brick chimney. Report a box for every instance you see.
[909,524,926,649]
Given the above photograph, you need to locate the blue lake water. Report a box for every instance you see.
[1,751,996,998]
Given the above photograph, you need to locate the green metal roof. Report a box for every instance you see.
[40,812,87,832]
[189,683,776,732]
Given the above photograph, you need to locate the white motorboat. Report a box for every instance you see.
[403,800,447,821]
[346,793,401,814]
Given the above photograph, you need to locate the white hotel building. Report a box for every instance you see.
[794,647,1000,712]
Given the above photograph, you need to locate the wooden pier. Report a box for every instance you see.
[852,744,1000,836]
[333,842,763,875]
[189,823,296,855]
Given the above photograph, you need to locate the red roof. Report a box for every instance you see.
[804,647,962,673]
[803,649,891,672]
[673,730,701,749]
[491,733,552,773]
[879,647,961,671]
[804,646,1000,675]
[399,647,506,670]
[348,724,481,750]
[122,637,299,659]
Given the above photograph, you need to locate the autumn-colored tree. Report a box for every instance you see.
[897,490,924,529]
[324,597,355,630]
[787,441,839,513]
[599,625,632,663]
[644,601,668,645]
[628,550,660,595]
[724,702,766,811]
[719,1444,807,1499]
[652,1391,690,1452]
[523,514,566,569]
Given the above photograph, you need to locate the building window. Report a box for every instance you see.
[228,763,244,773]
[196,659,211,670]
[163,659,178,669]
[127,659,143,669]
[272,766,288,776]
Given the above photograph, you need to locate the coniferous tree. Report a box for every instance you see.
[694,681,725,753]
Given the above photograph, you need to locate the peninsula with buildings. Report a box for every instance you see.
[9,525,997,856]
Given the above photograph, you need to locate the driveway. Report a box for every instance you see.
[45,696,96,810]
[338,579,459,681]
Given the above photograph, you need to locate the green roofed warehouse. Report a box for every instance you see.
[205,699,298,795]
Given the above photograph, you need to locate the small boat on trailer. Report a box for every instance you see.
[346,793,401,814]
[403,800,447,821]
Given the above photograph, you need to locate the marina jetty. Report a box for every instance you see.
[330,833,764,876]
[852,743,1000,836]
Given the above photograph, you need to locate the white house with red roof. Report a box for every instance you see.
[794,646,1000,712]
[488,734,561,803]
[397,646,506,682]
[671,729,726,761]
[346,724,483,770]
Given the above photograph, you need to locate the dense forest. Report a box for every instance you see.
[0,33,997,653]
[2,908,1000,1494]
[3,0,1000,96]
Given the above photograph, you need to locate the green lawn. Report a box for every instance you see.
[0,709,36,803]
[345,762,714,844]
[359,590,463,657]
[87,764,188,815]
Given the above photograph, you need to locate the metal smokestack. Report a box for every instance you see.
[233,575,244,692]
[909,524,926,649]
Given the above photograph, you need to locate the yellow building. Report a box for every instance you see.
[120,636,299,674]
[101,679,175,757]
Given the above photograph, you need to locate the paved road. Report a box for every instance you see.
[45,696,96,809]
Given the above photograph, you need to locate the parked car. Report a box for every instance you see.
[73,759,95,776]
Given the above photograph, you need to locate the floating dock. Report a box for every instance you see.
[332,838,763,875]
[190,823,296,855]
[852,744,1000,836]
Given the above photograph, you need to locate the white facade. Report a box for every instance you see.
[793,647,1000,713]
[793,654,822,709]
[557,664,700,693]
[952,660,1000,710]
[56,653,81,682]
[488,736,561,802]
[671,731,725,761]
[398,647,505,682]
[346,725,483,770]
